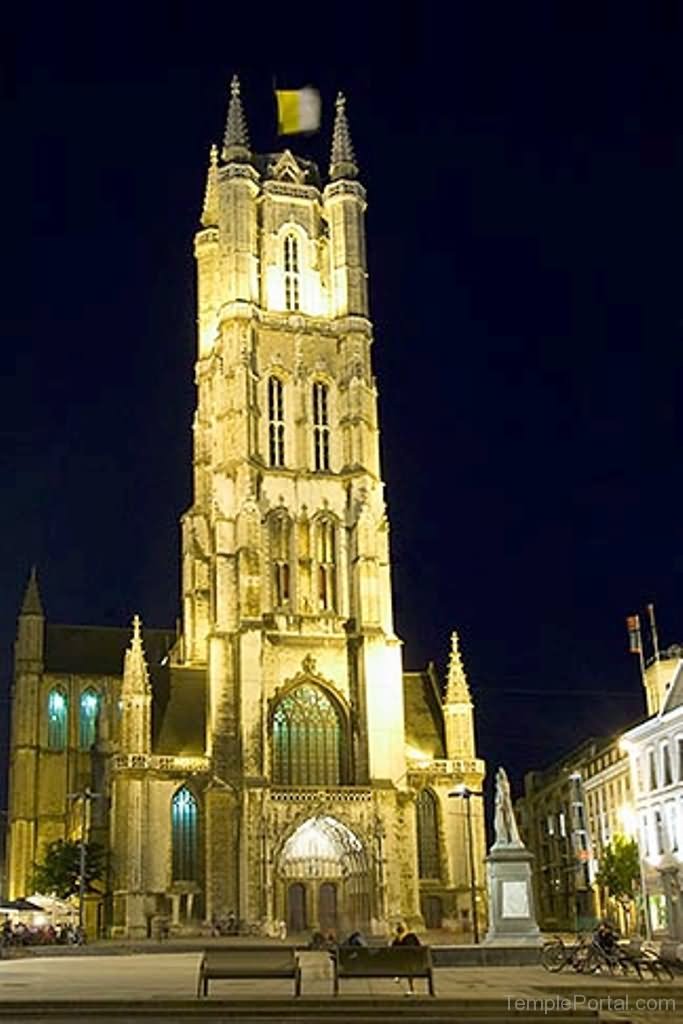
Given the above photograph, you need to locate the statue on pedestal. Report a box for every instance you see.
[493,767,523,848]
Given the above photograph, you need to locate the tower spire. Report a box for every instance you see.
[446,630,471,704]
[21,566,43,617]
[201,144,219,226]
[222,75,250,160]
[329,92,358,181]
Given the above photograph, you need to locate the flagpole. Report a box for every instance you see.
[647,603,660,664]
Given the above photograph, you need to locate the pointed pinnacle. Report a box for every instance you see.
[201,144,219,226]
[446,630,471,703]
[21,565,43,616]
[330,92,358,181]
[123,614,150,694]
[222,74,250,159]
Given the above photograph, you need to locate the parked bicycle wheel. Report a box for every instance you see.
[541,941,567,973]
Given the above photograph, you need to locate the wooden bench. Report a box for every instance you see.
[333,945,435,996]
[196,946,302,997]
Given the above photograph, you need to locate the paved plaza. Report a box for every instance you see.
[0,949,681,1022]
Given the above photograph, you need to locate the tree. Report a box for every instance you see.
[32,839,106,899]
[595,834,641,928]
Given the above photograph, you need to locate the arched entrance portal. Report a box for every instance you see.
[277,815,370,936]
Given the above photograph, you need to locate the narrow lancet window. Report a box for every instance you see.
[313,382,330,471]
[172,786,199,881]
[47,689,68,750]
[416,788,440,879]
[79,688,100,749]
[271,513,292,608]
[283,233,300,311]
[268,376,285,467]
[316,518,337,612]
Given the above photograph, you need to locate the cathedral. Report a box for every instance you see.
[6,80,486,938]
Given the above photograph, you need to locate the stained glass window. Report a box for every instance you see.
[272,684,343,785]
[316,518,336,612]
[312,382,330,471]
[283,234,300,311]
[268,376,285,467]
[47,689,68,750]
[271,513,291,608]
[416,788,440,879]
[172,786,199,881]
[79,689,100,749]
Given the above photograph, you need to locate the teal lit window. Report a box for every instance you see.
[272,684,343,786]
[47,689,68,750]
[172,787,199,881]
[79,689,100,749]
[416,788,440,879]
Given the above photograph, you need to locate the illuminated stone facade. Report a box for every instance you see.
[6,81,486,937]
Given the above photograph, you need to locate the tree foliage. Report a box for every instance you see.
[595,834,641,906]
[32,839,106,899]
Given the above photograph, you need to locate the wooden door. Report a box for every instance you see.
[318,882,337,932]
[287,882,307,933]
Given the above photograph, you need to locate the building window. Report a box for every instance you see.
[47,689,68,750]
[272,684,343,786]
[79,689,100,749]
[171,786,199,881]
[641,812,650,856]
[315,518,337,612]
[678,738,683,782]
[648,749,658,791]
[654,808,665,855]
[268,376,285,467]
[416,789,440,879]
[270,513,292,608]
[666,802,678,853]
[312,382,330,471]
[662,743,673,787]
[283,233,301,311]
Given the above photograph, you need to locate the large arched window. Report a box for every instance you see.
[272,684,343,786]
[79,688,100,749]
[47,688,68,750]
[315,518,337,612]
[416,788,440,879]
[312,382,330,471]
[270,512,292,608]
[172,786,199,881]
[268,376,285,467]
[283,233,301,311]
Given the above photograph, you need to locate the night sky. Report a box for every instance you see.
[3,5,683,810]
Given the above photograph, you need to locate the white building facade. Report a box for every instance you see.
[623,661,683,939]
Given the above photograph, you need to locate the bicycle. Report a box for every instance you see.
[540,934,593,973]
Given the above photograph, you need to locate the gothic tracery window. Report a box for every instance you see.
[268,376,285,467]
[416,788,440,879]
[283,233,301,311]
[312,382,330,471]
[172,786,199,881]
[47,688,68,750]
[270,512,292,608]
[315,517,337,612]
[79,688,100,749]
[272,684,344,785]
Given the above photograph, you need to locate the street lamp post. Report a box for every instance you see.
[449,783,482,944]
[67,787,101,930]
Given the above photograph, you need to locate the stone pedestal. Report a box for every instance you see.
[483,844,541,946]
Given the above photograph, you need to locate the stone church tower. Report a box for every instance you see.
[5,80,486,938]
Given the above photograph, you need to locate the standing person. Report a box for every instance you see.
[391,922,421,995]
